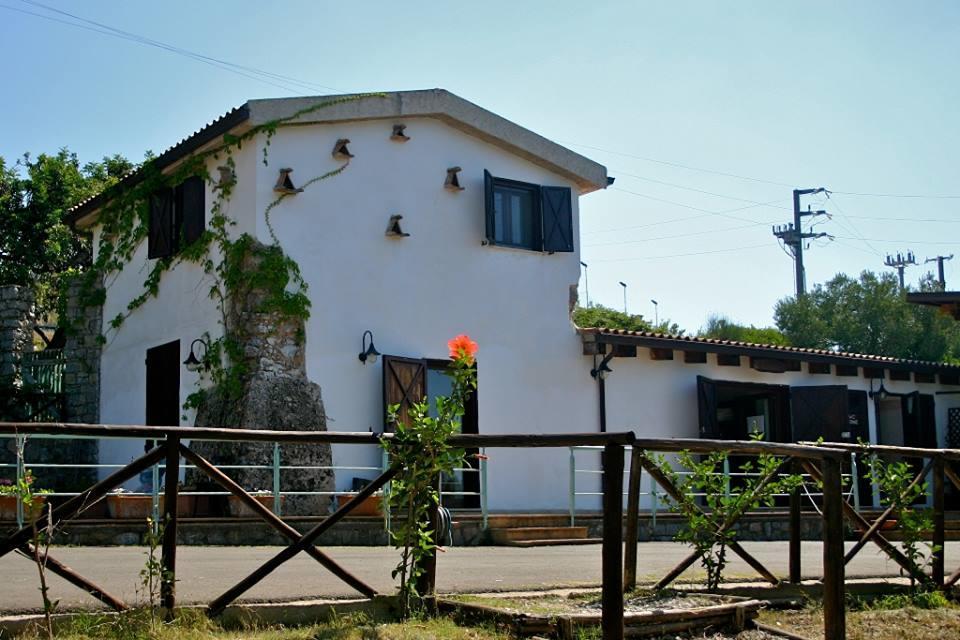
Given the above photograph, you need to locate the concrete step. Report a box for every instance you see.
[489,526,589,544]
[484,514,573,529]
[499,537,603,547]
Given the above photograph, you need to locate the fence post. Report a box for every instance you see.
[151,460,160,535]
[602,442,625,640]
[650,474,658,532]
[623,447,642,591]
[480,447,488,530]
[15,434,25,529]
[821,455,846,640]
[272,442,281,516]
[568,447,576,527]
[850,452,861,512]
[933,455,945,586]
[161,437,180,619]
[382,448,391,535]
[789,458,801,584]
[723,456,731,500]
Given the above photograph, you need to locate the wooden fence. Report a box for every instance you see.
[5,423,953,639]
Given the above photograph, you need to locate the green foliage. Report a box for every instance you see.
[653,444,801,590]
[381,351,477,618]
[699,314,789,345]
[572,303,683,335]
[867,453,939,589]
[775,271,960,362]
[139,515,173,620]
[851,590,953,611]
[0,150,133,315]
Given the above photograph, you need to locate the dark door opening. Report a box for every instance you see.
[697,376,791,442]
[382,355,479,510]
[145,340,180,427]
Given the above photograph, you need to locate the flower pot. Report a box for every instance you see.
[0,494,48,521]
[227,494,282,517]
[106,495,196,519]
[335,494,382,517]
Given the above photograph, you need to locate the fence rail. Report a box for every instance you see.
[6,422,937,640]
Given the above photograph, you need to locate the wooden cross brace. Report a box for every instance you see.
[800,460,936,589]
[636,453,784,590]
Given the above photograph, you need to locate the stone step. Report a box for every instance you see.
[489,526,589,544]
[499,537,603,547]
[483,514,573,529]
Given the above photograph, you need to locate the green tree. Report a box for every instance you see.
[572,303,683,335]
[699,315,789,345]
[0,150,133,316]
[774,271,960,362]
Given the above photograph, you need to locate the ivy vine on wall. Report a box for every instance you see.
[62,93,386,415]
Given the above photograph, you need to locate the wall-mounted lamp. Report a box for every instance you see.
[869,380,904,400]
[591,352,614,380]
[358,330,380,365]
[183,338,210,373]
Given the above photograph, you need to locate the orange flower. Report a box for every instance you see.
[447,334,478,364]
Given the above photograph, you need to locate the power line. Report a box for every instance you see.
[771,188,832,296]
[582,197,787,235]
[611,169,791,209]
[589,242,772,263]
[610,187,780,225]
[6,1,341,95]
[566,140,960,199]
[584,221,765,248]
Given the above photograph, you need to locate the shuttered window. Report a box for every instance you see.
[484,170,573,253]
[176,176,206,247]
[148,177,205,260]
[382,355,427,433]
[148,187,175,259]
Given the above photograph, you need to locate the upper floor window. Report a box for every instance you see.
[148,176,205,259]
[483,171,573,253]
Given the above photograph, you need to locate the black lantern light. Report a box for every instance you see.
[358,330,380,365]
[183,338,210,373]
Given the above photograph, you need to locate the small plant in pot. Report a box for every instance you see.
[227,489,282,517]
[0,472,49,521]
[106,487,155,519]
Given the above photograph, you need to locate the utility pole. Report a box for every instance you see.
[580,261,590,307]
[619,281,628,314]
[772,188,831,296]
[651,299,659,326]
[884,251,917,289]
[925,254,953,289]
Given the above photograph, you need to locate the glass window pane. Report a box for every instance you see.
[494,191,504,243]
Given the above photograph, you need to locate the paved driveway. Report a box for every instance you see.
[2,541,953,613]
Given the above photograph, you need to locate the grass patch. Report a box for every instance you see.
[760,592,960,640]
[9,609,516,640]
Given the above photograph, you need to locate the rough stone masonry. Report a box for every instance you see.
[190,242,335,516]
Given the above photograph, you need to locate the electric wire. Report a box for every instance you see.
[588,242,772,263]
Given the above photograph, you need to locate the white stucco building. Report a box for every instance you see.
[67,89,960,513]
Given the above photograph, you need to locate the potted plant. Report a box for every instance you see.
[0,473,49,521]
[227,489,282,517]
[106,488,154,519]
[335,491,383,517]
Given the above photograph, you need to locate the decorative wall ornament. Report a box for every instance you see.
[385,214,410,238]
[215,165,236,189]
[444,167,465,191]
[390,124,410,141]
[273,168,303,195]
[332,138,354,160]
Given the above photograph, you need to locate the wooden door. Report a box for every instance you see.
[382,355,427,432]
[790,386,849,443]
[145,340,180,427]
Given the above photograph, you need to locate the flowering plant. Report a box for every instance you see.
[382,335,478,617]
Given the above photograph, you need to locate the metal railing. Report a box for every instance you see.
[1,431,487,530]
[568,444,863,526]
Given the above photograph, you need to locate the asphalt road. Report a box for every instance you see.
[1,541,954,613]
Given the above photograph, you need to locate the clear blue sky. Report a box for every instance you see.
[2,1,959,332]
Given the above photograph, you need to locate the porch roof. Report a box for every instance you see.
[579,326,960,378]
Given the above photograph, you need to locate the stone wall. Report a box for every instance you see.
[0,285,35,381]
[190,241,334,515]
[62,279,102,424]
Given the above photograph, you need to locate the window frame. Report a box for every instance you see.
[147,176,205,261]
[487,175,543,252]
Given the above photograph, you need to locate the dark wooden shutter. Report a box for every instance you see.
[790,385,849,443]
[902,392,937,449]
[145,340,180,426]
[541,186,573,252]
[696,376,721,438]
[483,170,496,245]
[148,187,174,259]
[177,176,205,246]
[382,355,427,433]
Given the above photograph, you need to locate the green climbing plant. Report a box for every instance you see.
[381,335,478,618]
[60,93,385,415]
[653,440,802,591]
[867,453,938,590]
